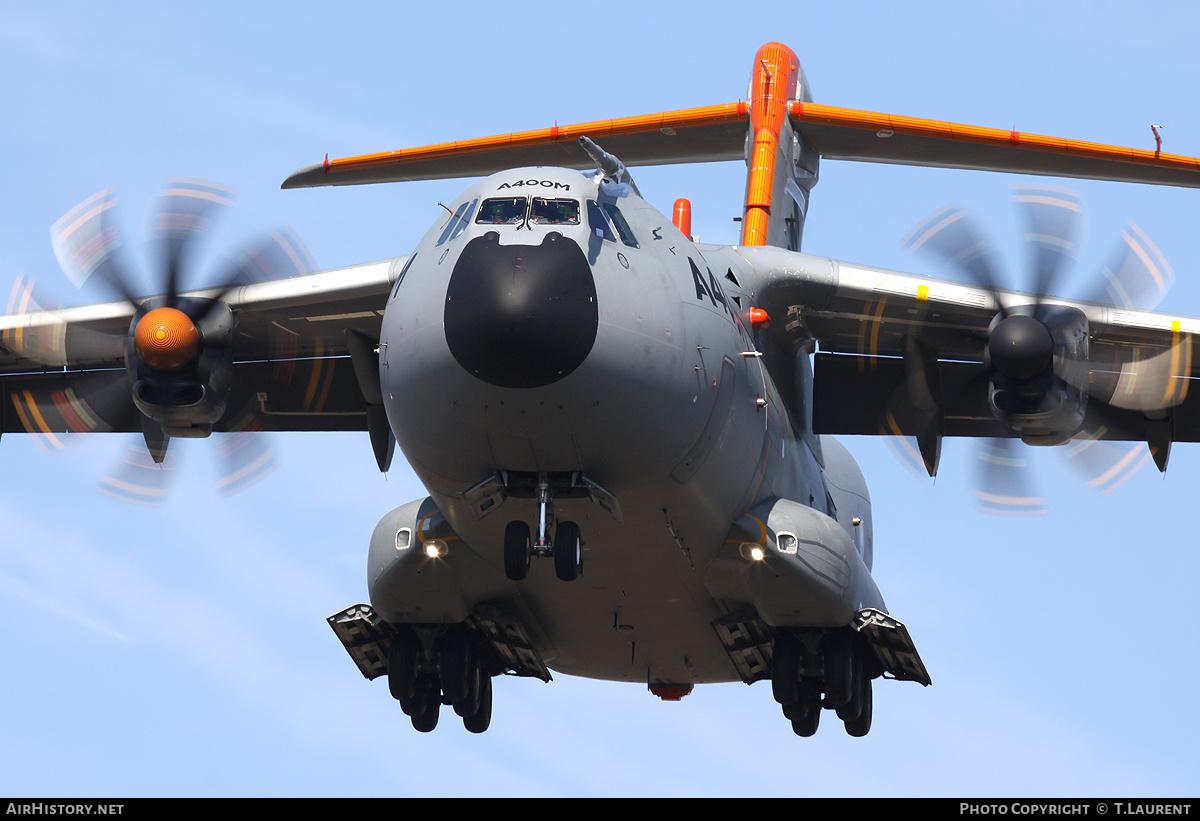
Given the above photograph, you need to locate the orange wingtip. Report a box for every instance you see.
[790,101,1200,175]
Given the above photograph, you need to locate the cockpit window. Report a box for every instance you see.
[531,198,580,225]
[436,199,478,245]
[601,202,639,248]
[476,197,527,225]
[587,200,615,241]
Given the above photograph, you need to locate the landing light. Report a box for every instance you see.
[423,539,448,558]
[739,542,766,561]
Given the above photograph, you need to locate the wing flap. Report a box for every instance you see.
[0,360,370,435]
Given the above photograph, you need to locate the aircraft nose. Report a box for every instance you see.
[444,231,598,389]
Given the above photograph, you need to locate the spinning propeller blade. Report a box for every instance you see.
[885,186,1184,512]
[14,180,316,504]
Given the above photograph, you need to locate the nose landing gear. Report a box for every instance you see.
[503,520,532,581]
[502,478,583,582]
[553,520,582,582]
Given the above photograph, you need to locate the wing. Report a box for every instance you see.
[0,257,404,445]
[737,245,1199,474]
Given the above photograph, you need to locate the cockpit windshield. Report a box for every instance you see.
[476,197,527,225]
[531,198,580,225]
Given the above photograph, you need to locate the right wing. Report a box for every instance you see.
[0,257,406,438]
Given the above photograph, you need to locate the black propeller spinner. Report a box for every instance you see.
[897,186,1180,514]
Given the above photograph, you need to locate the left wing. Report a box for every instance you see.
[734,245,1199,474]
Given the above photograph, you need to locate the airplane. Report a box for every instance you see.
[4,41,1200,741]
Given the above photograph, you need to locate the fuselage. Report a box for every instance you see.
[373,166,869,684]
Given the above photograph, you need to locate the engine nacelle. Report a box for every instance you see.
[986,303,1089,444]
[127,298,233,438]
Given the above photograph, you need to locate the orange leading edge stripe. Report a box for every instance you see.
[317,103,749,174]
[789,101,1200,173]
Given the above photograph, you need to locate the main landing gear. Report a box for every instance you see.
[503,479,583,582]
[387,624,497,733]
[771,629,877,738]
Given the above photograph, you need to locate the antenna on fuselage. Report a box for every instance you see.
[578,136,641,196]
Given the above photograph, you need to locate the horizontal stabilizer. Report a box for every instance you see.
[282,103,749,188]
[792,101,1200,188]
[284,99,1200,191]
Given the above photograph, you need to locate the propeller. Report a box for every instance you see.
[6,179,313,505]
[892,185,1185,514]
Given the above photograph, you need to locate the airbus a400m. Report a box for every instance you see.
[5,42,1200,739]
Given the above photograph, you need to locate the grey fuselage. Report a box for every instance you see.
[371,166,880,685]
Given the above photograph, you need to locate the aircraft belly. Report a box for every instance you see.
[368,492,749,683]
[506,500,742,684]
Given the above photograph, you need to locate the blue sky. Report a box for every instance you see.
[1,0,1198,797]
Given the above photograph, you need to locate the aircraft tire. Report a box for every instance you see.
[782,679,816,721]
[411,693,441,733]
[554,521,582,582]
[771,632,801,705]
[824,634,854,709]
[388,630,419,704]
[791,701,820,737]
[454,652,482,718]
[504,520,532,581]
[438,626,471,705]
[463,674,493,734]
[844,676,872,737]
[836,655,865,722]
[400,673,435,717]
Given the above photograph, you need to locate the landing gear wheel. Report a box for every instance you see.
[790,682,821,737]
[454,652,482,718]
[387,630,419,704]
[824,634,854,710]
[553,521,582,582]
[844,675,872,737]
[410,690,441,733]
[503,520,532,581]
[771,632,801,705]
[462,673,493,734]
[401,673,436,718]
[836,655,865,722]
[437,626,471,705]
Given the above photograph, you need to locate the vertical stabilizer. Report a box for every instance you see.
[741,43,819,251]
